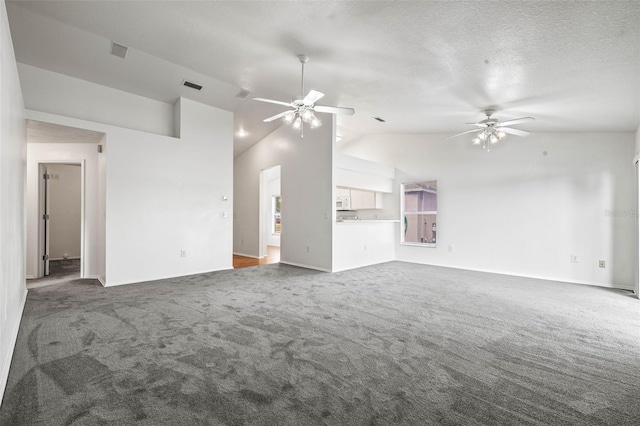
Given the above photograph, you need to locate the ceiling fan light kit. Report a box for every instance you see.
[446,109,534,150]
[253,55,354,137]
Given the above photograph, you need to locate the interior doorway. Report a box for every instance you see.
[33,161,84,287]
[233,165,281,269]
[260,165,281,258]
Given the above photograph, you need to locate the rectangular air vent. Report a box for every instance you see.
[373,117,386,122]
[109,41,128,59]
[182,80,203,91]
[236,89,251,99]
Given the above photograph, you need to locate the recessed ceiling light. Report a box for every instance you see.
[336,135,342,142]
[236,129,248,138]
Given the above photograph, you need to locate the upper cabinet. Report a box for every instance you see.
[336,187,351,198]
[338,187,382,210]
[351,189,374,209]
[335,153,393,210]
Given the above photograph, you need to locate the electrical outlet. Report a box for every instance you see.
[220,211,228,218]
[364,244,367,251]
[306,245,311,253]
[180,249,187,258]
[448,245,454,253]
[570,254,578,263]
[599,260,606,268]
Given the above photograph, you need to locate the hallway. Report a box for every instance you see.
[27,259,80,289]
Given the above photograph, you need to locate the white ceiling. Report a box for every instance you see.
[7,1,640,156]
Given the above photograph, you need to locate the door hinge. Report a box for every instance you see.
[43,173,50,180]
[43,214,50,220]
[42,255,49,261]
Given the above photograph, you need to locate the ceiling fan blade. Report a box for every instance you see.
[466,122,486,128]
[302,90,325,105]
[263,111,291,122]
[253,97,292,108]
[444,129,480,140]
[313,105,355,115]
[498,127,531,136]
[496,117,534,127]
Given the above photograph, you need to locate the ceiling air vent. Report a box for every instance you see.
[109,41,128,59]
[373,117,386,122]
[236,89,251,99]
[182,80,203,91]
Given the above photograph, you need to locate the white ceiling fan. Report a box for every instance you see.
[253,55,355,135]
[446,109,534,149]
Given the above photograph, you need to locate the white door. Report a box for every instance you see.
[43,167,51,276]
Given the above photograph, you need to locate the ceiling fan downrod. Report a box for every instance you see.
[298,55,309,100]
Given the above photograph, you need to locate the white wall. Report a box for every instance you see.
[26,97,233,286]
[335,152,395,193]
[0,0,27,405]
[106,98,233,285]
[18,64,175,137]
[47,163,81,259]
[340,132,636,289]
[235,119,335,271]
[333,222,396,272]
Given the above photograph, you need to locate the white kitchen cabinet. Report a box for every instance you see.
[337,186,383,210]
[336,187,351,198]
[350,189,375,209]
[375,192,384,209]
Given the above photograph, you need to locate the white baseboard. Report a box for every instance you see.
[25,275,35,280]
[279,261,331,273]
[104,266,233,287]
[0,287,28,406]
[84,275,106,286]
[396,260,635,291]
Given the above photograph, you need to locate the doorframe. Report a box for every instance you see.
[37,160,86,278]
[634,153,639,298]
[259,165,281,259]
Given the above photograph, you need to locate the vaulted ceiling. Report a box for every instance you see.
[7,1,640,156]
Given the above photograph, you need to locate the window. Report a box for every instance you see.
[401,181,437,246]
[272,196,281,234]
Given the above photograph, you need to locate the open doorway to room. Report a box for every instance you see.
[260,165,281,264]
[29,162,84,289]
[25,119,106,288]
[233,165,281,268]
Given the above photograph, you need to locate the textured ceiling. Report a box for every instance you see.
[7,1,640,156]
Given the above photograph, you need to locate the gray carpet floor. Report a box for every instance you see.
[27,259,81,290]
[1,261,639,425]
